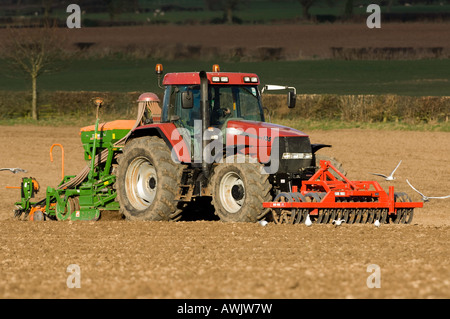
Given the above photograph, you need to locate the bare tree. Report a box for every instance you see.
[204,0,243,24]
[103,0,125,21]
[299,0,317,20]
[387,0,395,13]
[42,0,54,18]
[1,24,68,120]
[224,0,240,24]
[344,0,353,18]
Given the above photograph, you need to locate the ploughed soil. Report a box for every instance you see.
[0,125,449,299]
[0,23,448,59]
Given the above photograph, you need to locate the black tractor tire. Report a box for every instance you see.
[116,136,183,221]
[210,155,272,222]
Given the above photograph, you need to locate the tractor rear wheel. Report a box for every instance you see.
[116,136,183,221]
[210,155,272,222]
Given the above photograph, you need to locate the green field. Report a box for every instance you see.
[1,58,449,96]
[7,0,449,25]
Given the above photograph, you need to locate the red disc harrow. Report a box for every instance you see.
[263,160,423,225]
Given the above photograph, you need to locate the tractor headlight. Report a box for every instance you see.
[282,153,313,160]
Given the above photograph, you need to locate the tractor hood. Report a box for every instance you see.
[225,119,309,139]
[224,120,311,165]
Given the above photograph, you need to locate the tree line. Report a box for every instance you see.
[1,1,446,23]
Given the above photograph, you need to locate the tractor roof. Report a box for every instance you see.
[163,72,260,86]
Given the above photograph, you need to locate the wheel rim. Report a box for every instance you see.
[219,171,245,213]
[125,157,158,210]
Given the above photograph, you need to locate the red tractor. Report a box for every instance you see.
[114,64,422,224]
[115,64,335,222]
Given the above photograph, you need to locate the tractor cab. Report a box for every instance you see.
[161,67,265,137]
[155,64,307,175]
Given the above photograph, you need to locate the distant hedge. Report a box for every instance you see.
[0,91,143,122]
[0,91,448,125]
[262,94,450,124]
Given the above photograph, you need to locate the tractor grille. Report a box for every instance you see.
[274,136,312,174]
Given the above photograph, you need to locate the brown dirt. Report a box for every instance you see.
[0,125,449,299]
[0,23,449,59]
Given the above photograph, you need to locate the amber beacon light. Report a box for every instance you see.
[155,63,164,75]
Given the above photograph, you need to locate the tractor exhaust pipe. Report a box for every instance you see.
[199,71,210,178]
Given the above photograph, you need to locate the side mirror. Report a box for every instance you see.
[263,85,288,91]
[261,84,297,109]
[288,91,296,109]
[181,90,194,109]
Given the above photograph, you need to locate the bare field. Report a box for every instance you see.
[0,125,449,299]
[0,23,448,59]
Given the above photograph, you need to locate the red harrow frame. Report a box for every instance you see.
[263,160,423,225]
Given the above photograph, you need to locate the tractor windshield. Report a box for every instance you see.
[209,85,264,126]
[164,84,264,133]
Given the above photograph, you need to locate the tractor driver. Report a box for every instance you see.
[211,105,231,126]
[210,87,233,126]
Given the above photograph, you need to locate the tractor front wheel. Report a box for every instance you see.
[116,136,183,221]
[210,155,272,222]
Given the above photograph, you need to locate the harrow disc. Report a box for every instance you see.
[295,209,309,224]
[380,209,388,224]
[402,209,414,224]
[347,208,358,224]
[321,209,331,224]
[303,192,323,224]
[393,192,413,224]
[354,208,362,223]
[360,209,369,224]
[271,193,295,224]
[367,209,375,224]
[290,193,306,224]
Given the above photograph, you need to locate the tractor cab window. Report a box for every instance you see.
[210,85,264,127]
[165,85,201,134]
